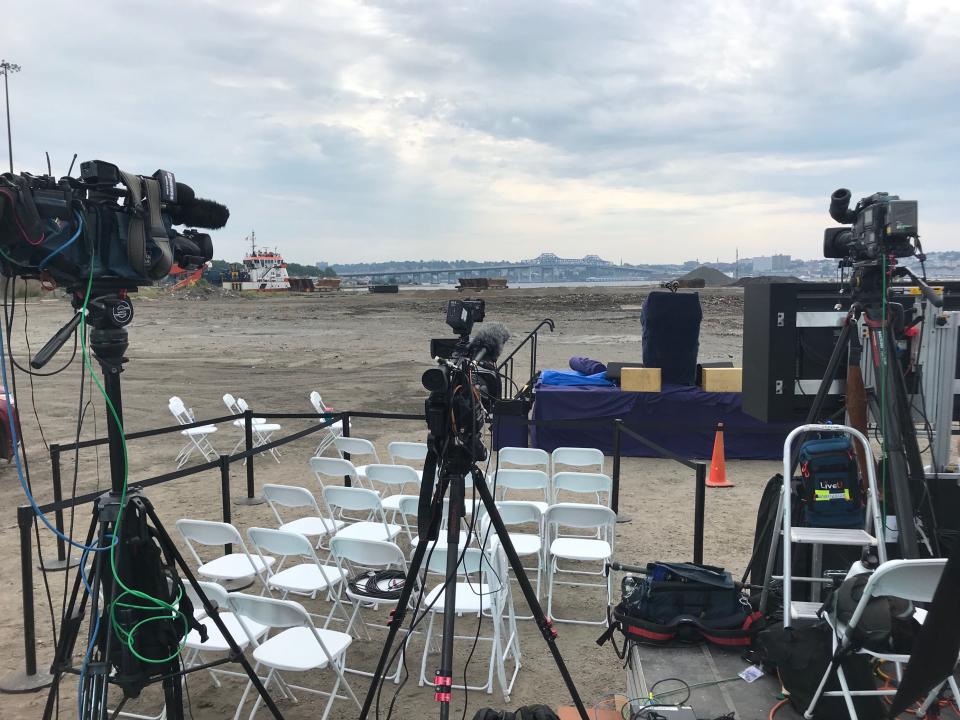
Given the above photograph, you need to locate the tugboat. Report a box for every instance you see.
[223,232,291,291]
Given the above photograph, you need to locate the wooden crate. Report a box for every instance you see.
[621,367,661,392]
[701,367,742,392]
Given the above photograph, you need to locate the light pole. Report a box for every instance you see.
[1,60,21,173]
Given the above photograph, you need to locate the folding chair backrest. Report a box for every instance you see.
[498,446,549,472]
[177,518,243,547]
[334,436,379,460]
[248,526,316,560]
[236,398,252,413]
[865,559,947,605]
[223,393,241,415]
[425,545,487,577]
[493,469,549,493]
[323,485,382,513]
[169,396,192,424]
[551,447,604,474]
[310,456,359,483]
[388,441,428,464]
[366,463,419,489]
[227,592,310,630]
[309,391,329,415]
[330,536,406,569]
[184,580,230,613]
[262,483,319,511]
[545,503,616,532]
[553,472,611,500]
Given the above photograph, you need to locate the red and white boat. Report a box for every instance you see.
[227,232,291,291]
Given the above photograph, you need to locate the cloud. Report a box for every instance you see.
[1,0,958,264]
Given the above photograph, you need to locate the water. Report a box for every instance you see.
[346,279,665,292]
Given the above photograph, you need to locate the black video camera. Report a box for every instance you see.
[823,188,918,262]
[0,159,227,289]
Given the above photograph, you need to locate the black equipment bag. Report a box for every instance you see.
[600,562,762,648]
[757,621,885,719]
[472,706,559,720]
[641,291,702,385]
[798,436,865,529]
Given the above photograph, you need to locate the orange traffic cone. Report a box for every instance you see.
[707,422,734,488]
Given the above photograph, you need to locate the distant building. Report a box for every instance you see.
[315,261,329,270]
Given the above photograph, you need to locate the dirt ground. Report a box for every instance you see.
[0,284,783,719]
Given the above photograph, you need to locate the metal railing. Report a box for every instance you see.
[497,318,554,398]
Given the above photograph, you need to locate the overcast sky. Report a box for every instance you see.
[3,1,958,266]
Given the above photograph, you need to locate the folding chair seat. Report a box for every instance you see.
[176,519,274,588]
[551,447,604,476]
[262,484,343,544]
[417,546,521,700]
[321,485,401,543]
[235,398,282,463]
[310,391,345,457]
[333,436,380,483]
[476,501,545,607]
[544,504,616,625]
[228,593,360,720]
[497,446,550,475]
[492,468,551,514]
[247,527,349,627]
[168,396,219,468]
[804,558,955,720]
[364,464,419,516]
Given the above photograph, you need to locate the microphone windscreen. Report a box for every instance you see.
[169,197,230,230]
[175,182,196,205]
[470,323,510,363]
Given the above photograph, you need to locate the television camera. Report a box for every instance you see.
[0,159,223,289]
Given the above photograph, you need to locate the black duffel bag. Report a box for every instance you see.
[600,562,762,649]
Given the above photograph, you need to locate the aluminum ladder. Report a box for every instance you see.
[759,424,886,626]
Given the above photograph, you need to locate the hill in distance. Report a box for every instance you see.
[678,265,733,287]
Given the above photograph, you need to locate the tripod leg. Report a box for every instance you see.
[471,468,592,720]
[436,474,466,720]
[141,502,286,720]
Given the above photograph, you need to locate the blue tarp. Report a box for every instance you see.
[539,369,616,387]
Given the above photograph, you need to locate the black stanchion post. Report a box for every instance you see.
[340,412,351,487]
[0,507,53,692]
[693,463,706,565]
[39,444,78,572]
[612,419,631,523]
[219,455,232,555]
[235,409,264,506]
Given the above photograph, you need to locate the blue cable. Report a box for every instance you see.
[38,211,84,270]
[0,286,108,552]
[78,613,101,719]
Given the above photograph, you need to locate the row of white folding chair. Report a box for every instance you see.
[168,396,219,468]
[310,391,346,456]
[330,437,428,479]
[492,468,612,508]
[497,446,605,478]
[223,393,282,463]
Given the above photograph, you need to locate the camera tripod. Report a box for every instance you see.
[36,290,282,720]
[797,266,943,559]
[359,447,591,720]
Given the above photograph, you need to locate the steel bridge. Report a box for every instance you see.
[336,260,652,284]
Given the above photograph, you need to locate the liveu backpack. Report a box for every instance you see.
[798,436,865,529]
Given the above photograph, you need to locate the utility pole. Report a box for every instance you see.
[1,60,21,173]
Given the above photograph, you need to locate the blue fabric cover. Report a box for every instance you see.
[539,369,616,387]
[642,292,702,385]
[531,383,791,460]
[569,356,607,375]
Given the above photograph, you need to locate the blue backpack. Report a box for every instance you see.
[798,436,865,529]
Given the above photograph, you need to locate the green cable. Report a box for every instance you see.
[879,255,893,531]
[77,255,188,664]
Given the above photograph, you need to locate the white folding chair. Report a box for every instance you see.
[246,527,349,626]
[395,495,469,552]
[168,396,219,468]
[497,446,550,475]
[552,471,612,508]
[181,580,271,686]
[492,469,551,514]
[235,398,283,463]
[365,464,419,519]
[176,519,274,589]
[321,485,401,543]
[476,500,545,613]
[544,504,616,625]
[261,484,344,547]
[387,441,428,480]
[228,592,360,720]
[551,447,604,476]
[417,545,521,700]
[333,436,380,483]
[805,558,954,720]
[328,536,412,682]
[310,456,366,492]
[310,391,345,457]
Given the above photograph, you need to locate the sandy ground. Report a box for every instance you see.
[0,285,784,719]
